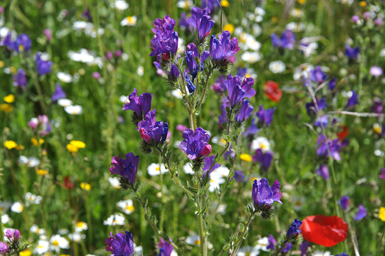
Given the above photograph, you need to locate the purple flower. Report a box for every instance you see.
[13,69,27,87]
[2,32,13,48]
[370,66,383,77]
[314,115,328,128]
[243,118,258,137]
[0,241,8,254]
[168,64,180,82]
[105,51,113,60]
[271,30,296,50]
[188,7,215,42]
[223,147,235,160]
[266,234,277,250]
[138,110,169,144]
[316,134,344,161]
[253,149,273,170]
[202,155,220,179]
[252,178,282,210]
[28,115,52,135]
[380,168,385,179]
[316,164,329,180]
[179,127,211,160]
[256,104,275,126]
[176,124,187,132]
[15,34,32,52]
[201,0,220,11]
[305,97,327,116]
[5,229,20,243]
[185,43,208,81]
[52,83,66,102]
[209,31,240,64]
[299,241,310,256]
[336,253,349,256]
[235,100,253,123]
[82,9,92,22]
[36,53,53,75]
[105,231,134,256]
[372,99,383,114]
[93,71,101,79]
[233,171,246,182]
[184,73,196,93]
[354,204,367,221]
[179,12,190,29]
[212,74,227,93]
[157,238,174,256]
[150,15,178,59]
[237,67,247,77]
[115,50,123,58]
[123,88,152,119]
[44,29,52,41]
[363,12,371,20]
[328,77,337,92]
[351,15,360,23]
[345,45,360,59]
[224,74,255,107]
[340,196,350,211]
[375,18,383,26]
[310,66,328,84]
[109,153,139,184]
[281,242,292,253]
[286,219,302,238]
[346,90,358,108]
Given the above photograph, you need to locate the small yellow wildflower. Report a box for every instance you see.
[379,207,385,221]
[80,182,91,191]
[373,123,382,134]
[0,61,4,68]
[31,138,45,146]
[70,140,86,148]
[17,144,25,150]
[359,1,367,7]
[3,94,15,103]
[271,16,278,23]
[10,67,16,74]
[240,153,252,162]
[297,0,306,4]
[0,103,13,113]
[78,68,86,75]
[4,140,18,150]
[37,169,49,176]
[19,249,32,256]
[223,24,234,34]
[67,144,78,153]
[221,0,229,7]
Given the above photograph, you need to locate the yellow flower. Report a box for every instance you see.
[70,140,86,148]
[19,249,32,256]
[0,103,13,113]
[80,182,91,191]
[4,140,18,149]
[221,0,229,7]
[78,68,86,75]
[67,144,78,153]
[17,144,25,150]
[297,0,306,4]
[31,138,45,146]
[373,123,382,134]
[359,1,367,7]
[223,24,234,34]
[271,16,278,23]
[10,66,16,74]
[0,61,4,68]
[3,94,15,103]
[37,169,49,176]
[240,153,252,162]
[379,207,385,221]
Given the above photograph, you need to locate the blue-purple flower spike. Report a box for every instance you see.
[13,69,27,88]
[36,52,53,75]
[150,15,179,61]
[286,219,302,238]
[157,238,174,256]
[109,153,140,184]
[252,178,282,213]
[354,204,367,221]
[52,83,66,102]
[187,7,215,42]
[123,88,152,120]
[209,31,240,64]
[224,74,255,107]
[105,231,134,256]
[271,30,296,50]
[179,127,212,160]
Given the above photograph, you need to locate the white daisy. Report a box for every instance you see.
[251,137,271,152]
[241,34,261,51]
[75,222,88,232]
[1,214,10,224]
[34,240,49,255]
[171,89,184,99]
[137,66,144,76]
[148,163,168,176]
[68,49,95,63]
[121,16,137,26]
[64,105,83,115]
[0,202,12,212]
[108,177,121,189]
[252,24,262,37]
[269,61,286,73]
[313,251,331,256]
[186,234,202,246]
[292,196,306,211]
[208,172,225,192]
[57,72,72,83]
[176,0,193,8]
[183,162,194,175]
[30,225,46,235]
[174,140,181,148]
[255,237,269,251]
[254,7,265,16]
[50,234,70,252]
[25,192,42,206]
[211,136,227,146]
[114,0,129,10]
[119,95,129,104]
[69,232,86,242]
[18,156,40,167]
[103,214,125,226]
[286,22,306,32]
[290,8,304,18]
[211,166,230,178]
[117,199,135,214]
[57,99,73,107]
[293,63,314,80]
[237,245,259,256]
[241,52,262,64]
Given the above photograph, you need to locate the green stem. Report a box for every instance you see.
[28,62,46,113]
[230,213,255,256]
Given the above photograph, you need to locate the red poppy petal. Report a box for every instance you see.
[301,215,348,247]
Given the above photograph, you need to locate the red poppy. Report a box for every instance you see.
[301,215,348,247]
[63,176,74,189]
[337,126,349,141]
[264,81,282,103]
